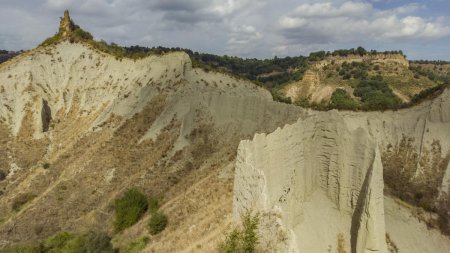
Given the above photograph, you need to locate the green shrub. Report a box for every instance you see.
[120,237,149,253]
[241,213,259,252]
[0,243,43,253]
[271,89,292,104]
[219,212,259,253]
[40,33,63,47]
[148,197,159,213]
[1,231,115,253]
[44,231,74,251]
[295,97,310,107]
[114,189,148,232]
[148,212,168,235]
[329,89,359,110]
[77,231,115,253]
[220,229,240,253]
[73,28,93,41]
[44,231,115,253]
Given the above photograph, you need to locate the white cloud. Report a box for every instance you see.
[277,1,450,45]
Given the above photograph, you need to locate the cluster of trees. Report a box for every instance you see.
[116,46,310,88]
[411,60,450,65]
[409,65,450,83]
[328,75,403,111]
[354,75,402,110]
[309,47,404,61]
[338,61,370,80]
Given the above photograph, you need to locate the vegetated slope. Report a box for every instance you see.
[0,38,306,251]
[280,53,449,110]
[233,87,450,253]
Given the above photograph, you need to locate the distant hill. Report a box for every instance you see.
[0,50,22,64]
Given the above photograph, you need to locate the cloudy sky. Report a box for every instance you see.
[1,0,450,60]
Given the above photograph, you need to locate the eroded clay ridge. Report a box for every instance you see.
[0,41,307,251]
[233,88,450,253]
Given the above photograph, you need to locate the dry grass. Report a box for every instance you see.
[385,233,399,253]
[336,233,347,253]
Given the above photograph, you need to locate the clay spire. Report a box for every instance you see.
[59,10,75,38]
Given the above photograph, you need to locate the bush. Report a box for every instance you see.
[219,212,259,253]
[271,89,292,104]
[114,189,148,232]
[40,33,62,47]
[77,231,115,253]
[329,89,359,110]
[1,231,115,253]
[241,213,259,252]
[11,193,36,211]
[120,237,149,253]
[73,27,93,41]
[0,170,6,181]
[148,197,159,213]
[410,83,449,105]
[0,243,44,253]
[44,231,115,253]
[44,231,74,251]
[148,212,168,235]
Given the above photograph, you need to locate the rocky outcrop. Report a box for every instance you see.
[59,10,75,38]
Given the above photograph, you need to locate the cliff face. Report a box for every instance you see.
[233,88,450,253]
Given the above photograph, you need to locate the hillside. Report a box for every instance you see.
[0,11,449,253]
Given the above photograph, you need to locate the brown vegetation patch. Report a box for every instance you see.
[0,123,11,177]
[11,193,37,211]
[382,135,450,234]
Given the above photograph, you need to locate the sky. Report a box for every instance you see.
[1,0,450,60]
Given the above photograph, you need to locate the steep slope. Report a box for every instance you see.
[233,88,450,252]
[0,39,307,251]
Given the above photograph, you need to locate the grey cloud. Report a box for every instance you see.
[151,0,207,12]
